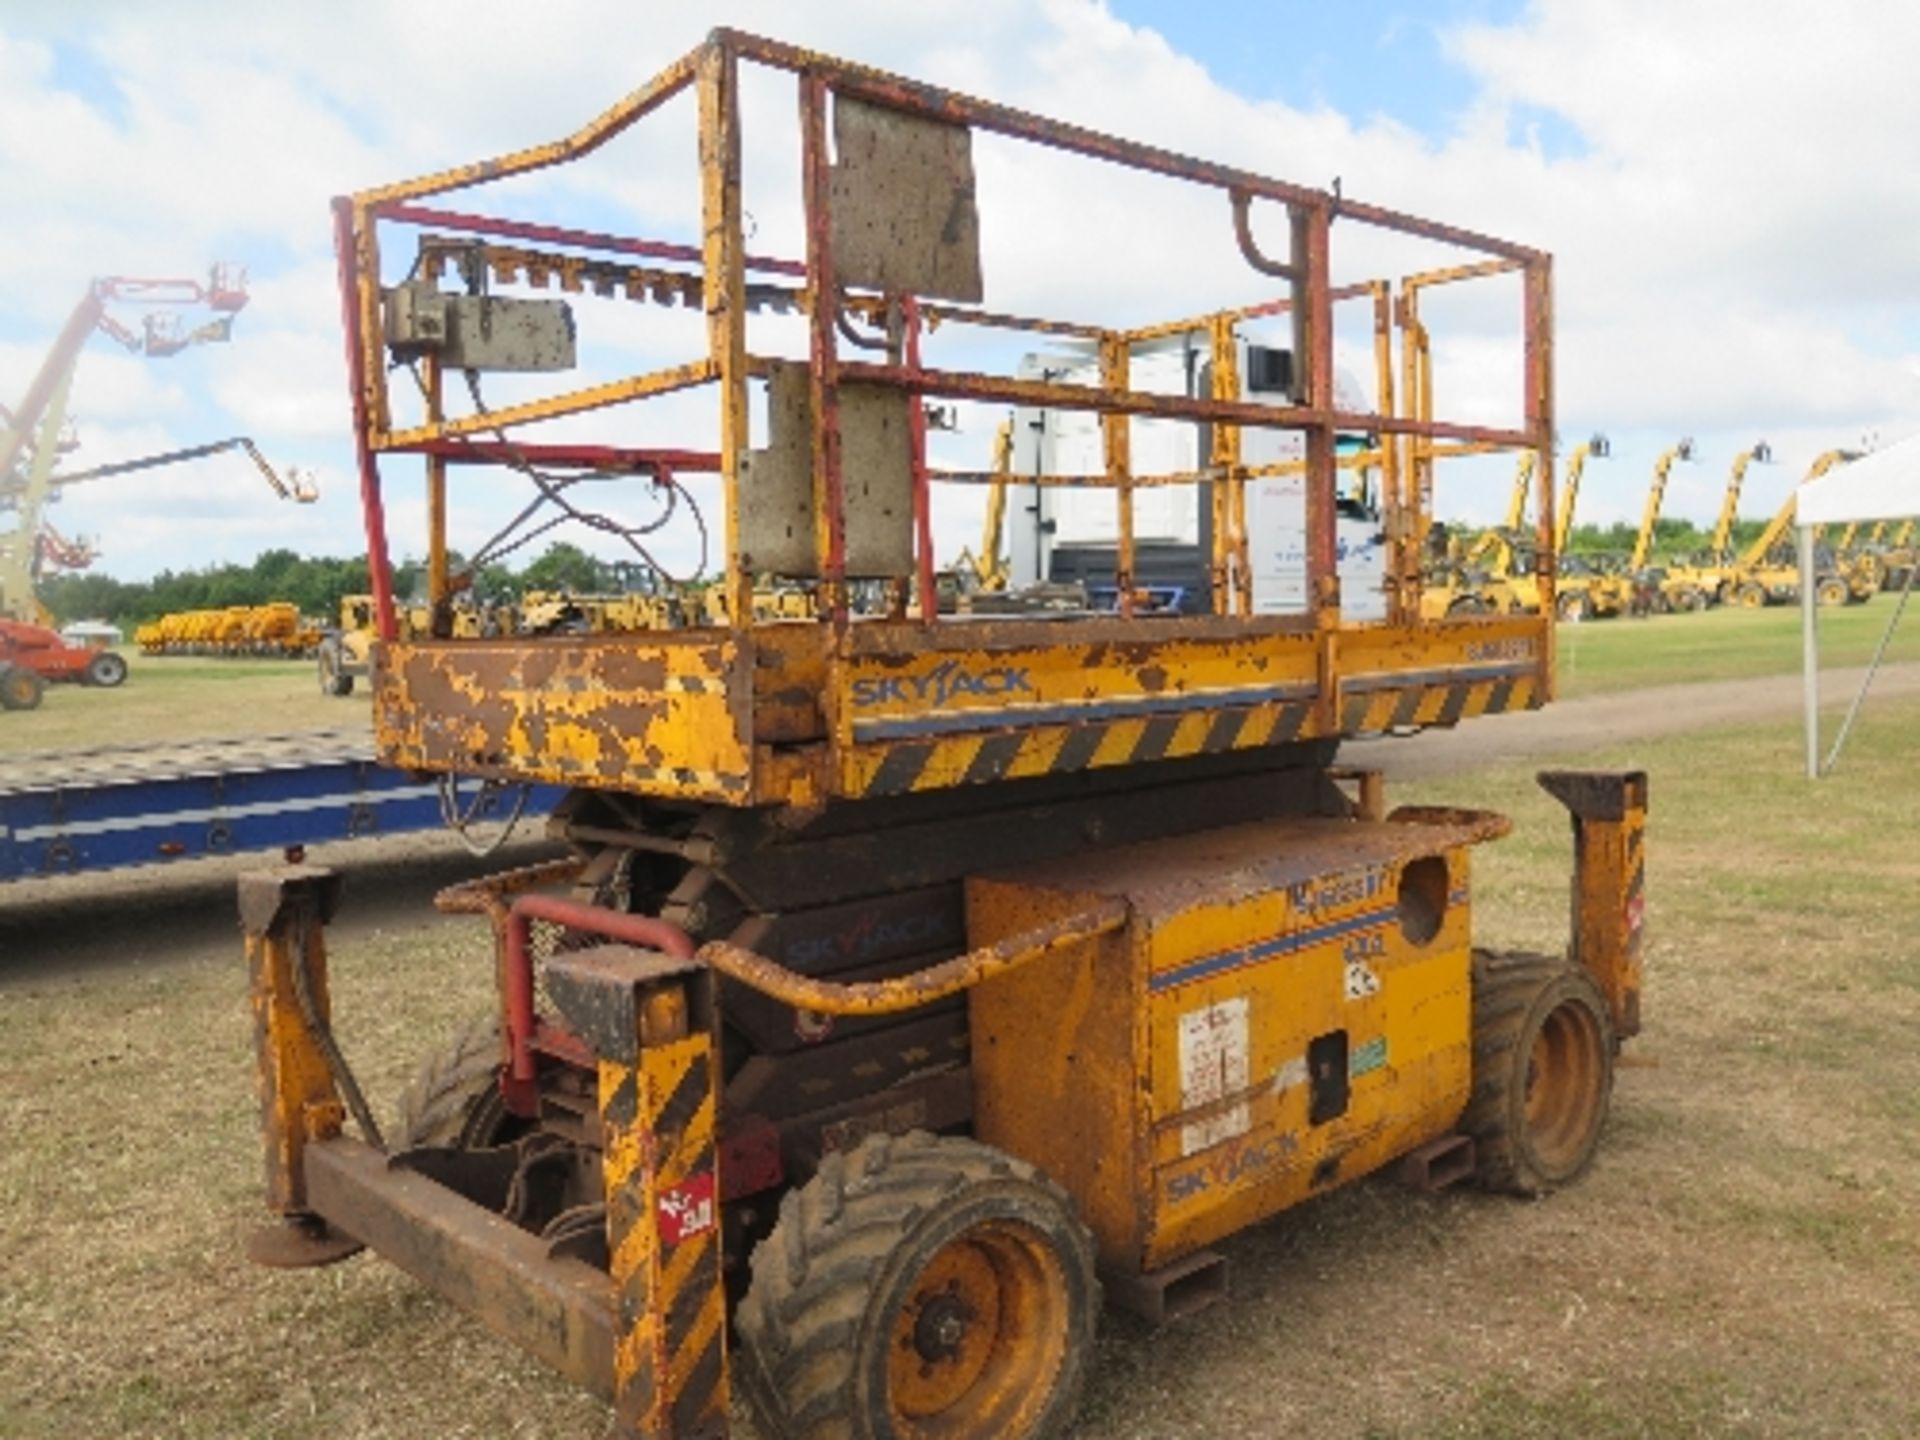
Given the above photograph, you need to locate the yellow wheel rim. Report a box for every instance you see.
[1523,999,1605,1172]
[887,1219,1068,1437]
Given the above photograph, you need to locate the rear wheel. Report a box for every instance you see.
[1735,582,1767,609]
[1556,590,1591,623]
[1463,952,1615,1196]
[392,1018,522,1149]
[738,1131,1099,1440]
[1816,577,1850,607]
[85,651,128,687]
[0,664,44,711]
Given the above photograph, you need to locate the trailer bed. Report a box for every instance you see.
[0,729,551,883]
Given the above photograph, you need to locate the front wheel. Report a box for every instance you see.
[1556,590,1591,623]
[1816,577,1850,607]
[738,1131,1100,1440]
[1462,952,1615,1196]
[317,639,354,697]
[85,651,129,688]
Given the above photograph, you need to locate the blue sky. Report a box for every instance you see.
[3,0,1918,581]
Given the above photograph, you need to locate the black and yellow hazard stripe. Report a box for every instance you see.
[845,671,1545,797]
[1338,672,1540,735]
[848,696,1319,797]
[600,1030,727,1435]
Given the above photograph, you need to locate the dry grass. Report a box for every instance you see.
[0,656,366,756]
[5,691,1920,1436]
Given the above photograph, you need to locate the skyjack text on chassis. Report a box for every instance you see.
[241,30,1648,1440]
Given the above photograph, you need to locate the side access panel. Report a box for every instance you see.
[376,635,755,802]
[968,813,1493,1276]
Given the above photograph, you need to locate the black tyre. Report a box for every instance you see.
[317,639,354,697]
[738,1131,1100,1440]
[1815,577,1849,608]
[1735,582,1766,609]
[1462,951,1615,1197]
[1556,590,1591,623]
[0,664,44,711]
[392,1018,521,1149]
[85,651,129,688]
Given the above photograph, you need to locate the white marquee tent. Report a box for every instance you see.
[1798,436,1920,776]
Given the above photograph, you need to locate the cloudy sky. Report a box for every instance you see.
[3,0,1917,582]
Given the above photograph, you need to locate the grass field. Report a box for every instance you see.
[0,656,366,756]
[1555,595,1916,699]
[3,681,1917,1437]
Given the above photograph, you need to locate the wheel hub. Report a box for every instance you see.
[912,1289,976,1363]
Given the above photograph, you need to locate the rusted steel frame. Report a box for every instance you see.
[799,72,849,626]
[434,857,587,921]
[501,893,697,1114]
[929,465,1219,489]
[422,354,449,607]
[1123,281,1374,346]
[1399,289,1433,558]
[403,440,723,471]
[304,1137,616,1401]
[332,197,399,642]
[1537,769,1647,1040]
[242,866,346,1218]
[903,296,938,621]
[1336,412,1532,447]
[1229,190,1298,280]
[698,898,1128,1017]
[836,359,1323,431]
[353,49,700,208]
[1371,280,1409,625]
[722,29,1540,262]
[699,46,753,635]
[1101,333,1135,617]
[370,200,807,278]
[915,300,1107,340]
[1400,256,1526,291]
[1525,256,1557,693]
[376,358,718,450]
[1302,202,1337,622]
[1208,315,1241,616]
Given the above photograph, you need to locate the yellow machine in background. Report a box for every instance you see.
[1725,449,1860,607]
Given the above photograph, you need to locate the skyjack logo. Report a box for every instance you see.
[850,661,1036,709]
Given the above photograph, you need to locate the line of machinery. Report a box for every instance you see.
[238,32,1650,1440]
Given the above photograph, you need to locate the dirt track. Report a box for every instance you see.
[1350,659,1920,779]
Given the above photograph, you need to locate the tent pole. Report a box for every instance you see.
[1800,524,1818,778]
[1822,546,1917,775]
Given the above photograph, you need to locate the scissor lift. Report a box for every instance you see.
[243,30,1644,1440]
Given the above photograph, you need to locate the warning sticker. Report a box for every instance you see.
[657,1171,717,1246]
[1178,998,1251,1157]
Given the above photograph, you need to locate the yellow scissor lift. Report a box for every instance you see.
[242,31,1647,1438]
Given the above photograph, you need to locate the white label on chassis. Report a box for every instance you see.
[1178,998,1252,1157]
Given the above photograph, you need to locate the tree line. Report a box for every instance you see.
[39,542,623,626]
[40,519,1798,627]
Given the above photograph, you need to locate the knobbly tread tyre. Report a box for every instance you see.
[1463,950,1615,1197]
[393,1017,514,1149]
[738,1130,1100,1440]
[0,664,42,711]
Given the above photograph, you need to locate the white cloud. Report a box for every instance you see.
[4,1,1918,580]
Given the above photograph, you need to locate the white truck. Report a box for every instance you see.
[1002,336,1387,620]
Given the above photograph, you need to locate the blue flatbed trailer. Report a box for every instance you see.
[0,730,557,883]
